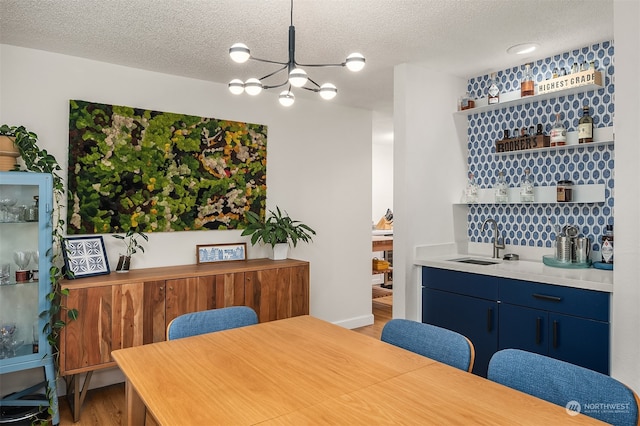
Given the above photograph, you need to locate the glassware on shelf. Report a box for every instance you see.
[519,168,535,203]
[494,171,508,203]
[0,196,17,222]
[462,172,479,203]
[487,72,500,105]
[0,263,9,285]
[550,113,567,147]
[13,251,31,270]
[30,250,39,281]
[0,323,17,358]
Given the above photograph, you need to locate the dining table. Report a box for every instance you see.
[111,315,605,425]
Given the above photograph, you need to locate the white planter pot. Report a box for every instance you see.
[270,243,289,260]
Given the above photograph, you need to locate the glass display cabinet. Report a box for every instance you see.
[0,171,59,424]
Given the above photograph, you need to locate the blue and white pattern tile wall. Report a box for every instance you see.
[464,41,614,251]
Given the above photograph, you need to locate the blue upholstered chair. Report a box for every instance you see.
[166,306,258,340]
[488,349,640,426]
[380,319,475,372]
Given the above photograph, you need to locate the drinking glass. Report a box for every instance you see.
[13,251,31,271]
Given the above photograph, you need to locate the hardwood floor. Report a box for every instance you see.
[57,302,392,425]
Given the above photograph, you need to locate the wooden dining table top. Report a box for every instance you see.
[112,315,605,425]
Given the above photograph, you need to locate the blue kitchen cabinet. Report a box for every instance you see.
[498,279,609,374]
[422,266,610,377]
[0,172,59,424]
[422,267,498,376]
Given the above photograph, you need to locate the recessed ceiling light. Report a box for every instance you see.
[507,43,539,55]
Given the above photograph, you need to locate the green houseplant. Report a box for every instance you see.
[112,229,148,272]
[241,207,316,260]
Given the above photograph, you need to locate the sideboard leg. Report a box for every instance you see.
[64,371,94,422]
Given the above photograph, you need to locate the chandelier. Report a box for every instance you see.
[227,0,365,107]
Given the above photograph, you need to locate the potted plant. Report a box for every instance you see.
[241,206,315,260]
[112,229,148,272]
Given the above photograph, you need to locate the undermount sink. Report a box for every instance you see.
[448,258,500,266]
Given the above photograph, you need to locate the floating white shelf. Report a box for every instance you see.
[494,127,615,157]
[454,82,604,116]
[454,183,606,205]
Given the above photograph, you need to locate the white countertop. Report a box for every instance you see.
[414,244,613,293]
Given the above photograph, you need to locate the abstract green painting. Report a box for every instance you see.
[67,100,267,234]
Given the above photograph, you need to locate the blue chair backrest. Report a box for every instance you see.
[381,319,475,372]
[488,349,640,426]
[167,306,258,340]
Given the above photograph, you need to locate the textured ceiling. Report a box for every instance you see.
[0,0,614,122]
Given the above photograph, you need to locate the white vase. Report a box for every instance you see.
[270,243,289,260]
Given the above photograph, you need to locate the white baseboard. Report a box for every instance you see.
[332,313,375,329]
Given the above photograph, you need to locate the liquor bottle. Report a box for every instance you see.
[577,104,593,143]
[461,92,475,110]
[520,168,534,203]
[463,172,479,203]
[550,113,567,147]
[488,72,500,105]
[520,63,534,97]
[601,224,613,264]
[494,171,508,203]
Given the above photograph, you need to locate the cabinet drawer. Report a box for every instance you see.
[422,267,498,300]
[498,279,609,321]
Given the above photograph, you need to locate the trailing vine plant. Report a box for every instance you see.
[0,124,78,421]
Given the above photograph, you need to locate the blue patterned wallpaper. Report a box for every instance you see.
[465,41,614,251]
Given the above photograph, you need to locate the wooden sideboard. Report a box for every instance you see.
[58,258,309,421]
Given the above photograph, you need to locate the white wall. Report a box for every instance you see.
[0,45,374,393]
[372,141,393,223]
[393,64,467,320]
[611,0,640,393]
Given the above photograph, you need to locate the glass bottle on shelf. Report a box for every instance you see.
[578,104,593,143]
[461,91,475,110]
[520,168,535,203]
[550,113,567,147]
[487,72,500,105]
[463,172,479,203]
[494,171,508,203]
[520,63,534,97]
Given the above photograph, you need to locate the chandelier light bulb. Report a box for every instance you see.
[244,78,263,96]
[279,90,295,107]
[345,53,366,72]
[228,79,245,95]
[229,43,251,63]
[319,83,337,100]
[288,68,308,88]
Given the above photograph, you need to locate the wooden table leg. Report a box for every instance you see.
[125,379,146,426]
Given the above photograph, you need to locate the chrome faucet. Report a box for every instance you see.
[481,218,505,259]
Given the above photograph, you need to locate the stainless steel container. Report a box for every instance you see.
[556,236,573,263]
[573,237,591,264]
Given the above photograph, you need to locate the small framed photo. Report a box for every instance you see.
[197,243,247,264]
[63,236,111,279]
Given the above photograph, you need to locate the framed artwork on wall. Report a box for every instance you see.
[196,243,247,264]
[63,236,110,278]
[67,99,268,235]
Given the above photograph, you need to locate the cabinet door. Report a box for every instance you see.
[143,280,166,344]
[548,312,609,374]
[165,277,199,326]
[62,281,150,374]
[422,288,498,377]
[205,272,246,309]
[245,265,309,322]
[498,304,548,355]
